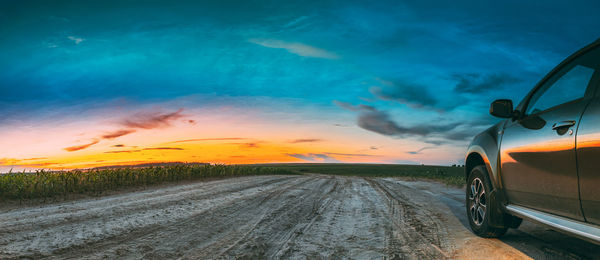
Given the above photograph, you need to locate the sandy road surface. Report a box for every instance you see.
[1,175,599,259]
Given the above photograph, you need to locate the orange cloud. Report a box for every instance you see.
[324,152,372,157]
[289,139,322,143]
[143,147,184,151]
[64,140,99,152]
[104,150,141,153]
[102,129,136,139]
[169,138,247,143]
[231,142,261,148]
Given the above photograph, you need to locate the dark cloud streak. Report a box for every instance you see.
[453,73,520,94]
[286,153,340,162]
[121,109,184,129]
[369,79,440,110]
[406,147,435,155]
[335,101,474,142]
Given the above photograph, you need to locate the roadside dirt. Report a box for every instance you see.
[0,175,598,259]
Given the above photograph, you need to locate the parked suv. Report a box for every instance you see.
[465,38,600,244]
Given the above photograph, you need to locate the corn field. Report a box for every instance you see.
[0,164,295,200]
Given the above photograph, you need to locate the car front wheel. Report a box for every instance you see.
[466,165,509,237]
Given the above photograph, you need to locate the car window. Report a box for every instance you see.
[525,65,595,115]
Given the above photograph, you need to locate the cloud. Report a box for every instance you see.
[64,140,99,152]
[324,152,372,157]
[453,73,520,94]
[1,162,57,168]
[369,78,440,110]
[169,138,246,143]
[21,157,48,160]
[369,78,468,112]
[70,109,186,151]
[112,144,125,147]
[286,153,340,162]
[443,131,475,141]
[249,38,339,59]
[423,139,447,146]
[333,101,377,112]
[286,153,314,161]
[121,109,184,129]
[335,101,463,140]
[104,150,141,153]
[231,142,261,148]
[356,107,407,136]
[406,147,435,155]
[102,129,136,139]
[289,139,322,143]
[244,143,259,148]
[0,158,52,167]
[67,36,84,44]
[143,147,184,151]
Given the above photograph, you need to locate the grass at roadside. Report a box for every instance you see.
[255,163,465,186]
[0,163,464,201]
[0,164,295,201]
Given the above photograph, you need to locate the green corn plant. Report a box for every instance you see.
[0,164,296,201]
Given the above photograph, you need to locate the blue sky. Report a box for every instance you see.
[1,0,599,168]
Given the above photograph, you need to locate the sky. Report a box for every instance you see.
[1,0,600,171]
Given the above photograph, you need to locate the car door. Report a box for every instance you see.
[576,95,600,225]
[500,46,600,220]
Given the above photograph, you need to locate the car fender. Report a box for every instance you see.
[465,121,505,189]
[465,121,512,227]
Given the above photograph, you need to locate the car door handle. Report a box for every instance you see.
[552,120,576,130]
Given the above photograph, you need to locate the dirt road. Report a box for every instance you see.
[1,175,598,259]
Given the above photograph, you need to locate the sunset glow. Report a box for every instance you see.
[0,100,453,171]
[2,1,598,172]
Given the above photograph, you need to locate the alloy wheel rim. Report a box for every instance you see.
[469,177,486,226]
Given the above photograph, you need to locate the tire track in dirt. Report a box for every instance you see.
[259,177,343,258]
[0,176,300,259]
[221,178,338,257]
[378,178,600,259]
[257,176,390,259]
[364,178,450,259]
[50,176,318,259]
[0,176,290,234]
[3,175,599,259]
[185,176,333,259]
[224,176,389,259]
[213,176,340,259]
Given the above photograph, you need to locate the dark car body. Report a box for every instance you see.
[465,38,600,244]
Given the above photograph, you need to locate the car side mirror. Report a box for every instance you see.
[490,99,514,118]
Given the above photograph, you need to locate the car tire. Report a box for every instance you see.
[466,165,508,237]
